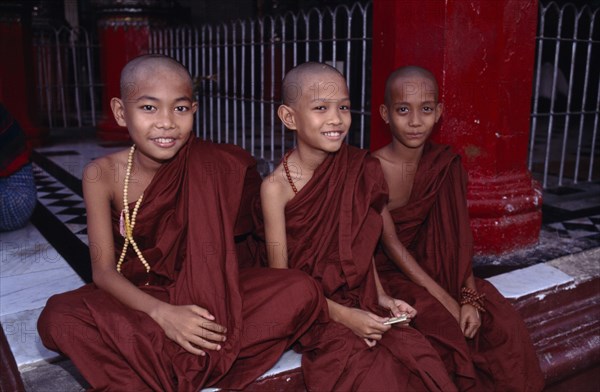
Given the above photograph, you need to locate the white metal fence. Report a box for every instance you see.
[32,1,599,187]
[149,1,372,163]
[529,1,599,188]
[33,25,100,130]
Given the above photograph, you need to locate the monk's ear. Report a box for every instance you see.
[191,101,199,115]
[110,98,127,127]
[278,104,297,130]
[435,103,444,123]
[379,104,390,124]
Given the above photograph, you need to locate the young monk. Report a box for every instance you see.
[374,65,545,391]
[37,54,325,391]
[253,62,458,391]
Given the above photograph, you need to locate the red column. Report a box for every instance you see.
[0,4,47,145]
[371,0,542,255]
[94,1,181,141]
[95,16,151,141]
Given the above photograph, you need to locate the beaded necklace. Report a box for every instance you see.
[282,150,298,194]
[116,145,151,274]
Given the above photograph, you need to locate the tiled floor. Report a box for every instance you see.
[0,137,599,390]
[0,222,84,366]
[0,139,123,370]
[34,165,87,240]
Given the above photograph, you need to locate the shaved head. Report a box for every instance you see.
[384,65,439,106]
[120,54,193,100]
[281,62,346,106]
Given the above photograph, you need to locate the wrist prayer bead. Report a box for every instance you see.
[459,286,486,313]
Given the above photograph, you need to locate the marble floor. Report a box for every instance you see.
[0,139,123,369]
[1,136,599,389]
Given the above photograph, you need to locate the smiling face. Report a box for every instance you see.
[279,69,351,155]
[380,73,443,150]
[111,58,197,165]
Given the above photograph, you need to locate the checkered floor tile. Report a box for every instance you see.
[32,164,88,244]
[546,216,600,239]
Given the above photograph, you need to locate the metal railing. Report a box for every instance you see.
[529,1,599,188]
[149,1,372,163]
[33,25,101,130]
[31,1,598,188]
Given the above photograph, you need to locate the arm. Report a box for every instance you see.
[372,258,417,319]
[459,273,481,338]
[452,162,482,338]
[372,257,387,299]
[83,159,225,355]
[260,174,291,268]
[380,205,461,321]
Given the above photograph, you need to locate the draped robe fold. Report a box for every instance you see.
[37,138,324,391]
[253,144,457,392]
[375,141,545,392]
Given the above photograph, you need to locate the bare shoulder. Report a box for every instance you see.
[371,144,394,169]
[82,150,128,202]
[261,162,293,207]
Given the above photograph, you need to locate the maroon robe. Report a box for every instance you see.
[375,141,545,392]
[254,144,457,392]
[37,138,324,391]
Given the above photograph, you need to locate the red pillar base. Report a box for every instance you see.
[468,172,542,254]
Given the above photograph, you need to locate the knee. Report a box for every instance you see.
[37,295,63,346]
[37,294,81,350]
[284,270,323,313]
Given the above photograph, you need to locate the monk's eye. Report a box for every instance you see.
[141,105,156,112]
[397,107,408,114]
[313,105,327,111]
[339,105,350,111]
[423,106,434,112]
[175,106,189,112]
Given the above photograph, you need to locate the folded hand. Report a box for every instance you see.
[460,303,481,339]
[155,303,227,356]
